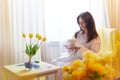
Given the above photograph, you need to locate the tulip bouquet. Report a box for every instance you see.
[22,33,46,69]
[62,51,115,80]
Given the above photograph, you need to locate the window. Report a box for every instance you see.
[44,0,107,41]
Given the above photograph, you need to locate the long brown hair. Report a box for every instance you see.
[75,12,98,43]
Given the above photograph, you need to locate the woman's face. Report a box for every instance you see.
[78,17,86,31]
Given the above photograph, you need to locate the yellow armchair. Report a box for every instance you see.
[98,28,120,77]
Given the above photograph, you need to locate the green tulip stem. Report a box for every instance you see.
[29,56,32,63]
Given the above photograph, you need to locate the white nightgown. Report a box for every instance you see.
[52,31,101,67]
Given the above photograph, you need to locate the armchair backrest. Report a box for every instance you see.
[98,27,120,77]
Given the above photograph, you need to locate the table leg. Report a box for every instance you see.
[45,76,48,80]
[55,71,58,80]
[2,68,6,80]
[37,77,40,80]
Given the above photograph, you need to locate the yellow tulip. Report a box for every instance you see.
[84,60,94,74]
[105,64,115,75]
[92,63,106,75]
[83,51,96,60]
[72,60,82,68]
[71,66,78,71]
[22,33,26,38]
[72,71,79,79]
[63,72,70,80]
[29,33,33,38]
[78,70,86,79]
[102,53,112,64]
[35,33,39,38]
[62,65,71,72]
[38,35,42,40]
[42,37,47,42]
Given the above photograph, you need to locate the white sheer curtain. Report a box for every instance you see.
[42,0,108,62]
[0,0,45,79]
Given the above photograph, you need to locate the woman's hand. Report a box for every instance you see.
[65,45,80,50]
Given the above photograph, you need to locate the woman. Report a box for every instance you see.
[52,12,101,67]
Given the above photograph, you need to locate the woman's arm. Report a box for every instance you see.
[79,37,101,53]
[90,38,101,53]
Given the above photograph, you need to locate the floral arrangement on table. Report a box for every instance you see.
[22,33,46,69]
[62,51,115,80]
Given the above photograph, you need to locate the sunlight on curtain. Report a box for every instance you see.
[105,0,120,77]
[7,0,45,63]
[106,0,120,31]
[0,0,45,79]
[89,0,108,28]
[0,0,10,79]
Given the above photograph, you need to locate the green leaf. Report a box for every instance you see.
[25,44,39,57]
[25,44,30,55]
[93,71,103,79]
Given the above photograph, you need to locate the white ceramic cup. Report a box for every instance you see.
[67,39,77,46]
